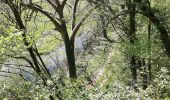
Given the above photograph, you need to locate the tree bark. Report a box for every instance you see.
[64,39,77,79]
[62,32,77,79]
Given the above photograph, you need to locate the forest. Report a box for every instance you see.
[0,0,170,99]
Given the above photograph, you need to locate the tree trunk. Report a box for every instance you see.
[130,56,137,87]
[128,0,137,88]
[10,5,48,85]
[142,59,148,89]
[148,16,152,83]
[63,33,77,79]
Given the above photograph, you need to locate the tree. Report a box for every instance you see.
[0,0,52,85]
[126,0,138,89]
[138,1,170,60]
[22,0,99,79]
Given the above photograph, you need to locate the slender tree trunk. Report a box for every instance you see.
[142,59,148,89]
[145,0,152,83]
[34,47,51,77]
[128,0,137,88]
[130,56,137,87]
[10,5,48,85]
[148,17,152,83]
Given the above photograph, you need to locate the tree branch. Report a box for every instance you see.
[71,4,100,43]
[22,3,62,31]
[138,4,170,59]
[61,0,67,8]
[72,0,80,31]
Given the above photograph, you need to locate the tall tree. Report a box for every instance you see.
[137,0,170,60]
[126,0,138,89]
[22,0,98,79]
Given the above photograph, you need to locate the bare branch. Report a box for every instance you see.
[72,0,80,31]
[71,4,100,42]
[22,3,62,31]
[61,0,67,8]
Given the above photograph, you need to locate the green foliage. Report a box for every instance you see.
[0,26,25,58]
[0,81,52,100]
[1,66,170,100]
[1,0,170,100]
